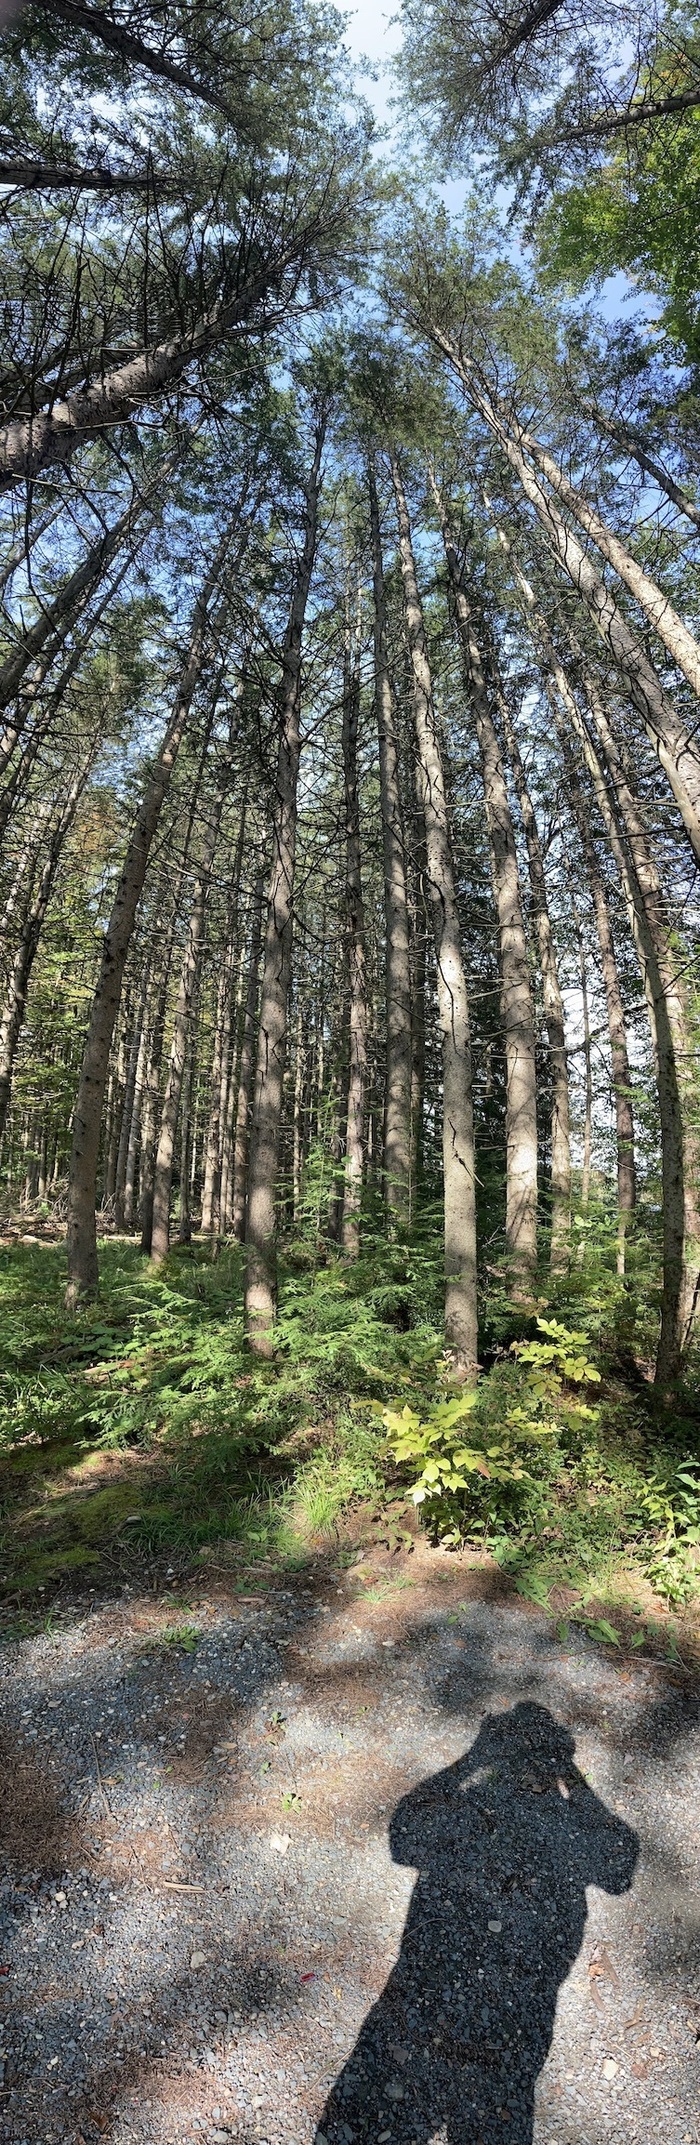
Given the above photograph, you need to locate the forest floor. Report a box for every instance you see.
[0,1229,699,2145]
[0,1538,698,2145]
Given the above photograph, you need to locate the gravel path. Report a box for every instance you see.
[0,1547,698,2145]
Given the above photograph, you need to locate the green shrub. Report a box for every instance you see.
[382,1317,601,1543]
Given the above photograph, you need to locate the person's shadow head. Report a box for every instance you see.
[316,1702,638,2145]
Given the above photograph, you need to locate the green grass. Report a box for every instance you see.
[0,1233,431,1597]
[0,1225,698,1645]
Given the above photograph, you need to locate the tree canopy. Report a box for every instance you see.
[0,0,699,1624]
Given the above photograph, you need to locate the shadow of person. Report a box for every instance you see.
[315,1702,638,2145]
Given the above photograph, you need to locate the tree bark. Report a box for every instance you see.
[200,928,235,1239]
[392,459,478,1372]
[552,693,636,1253]
[244,422,325,1352]
[0,788,55,955]
[578,399,700,534]
[231,868,265,1240]
[0,501,63,599]
[177,1032,196,1243]
[114,971,148,1230]
[574,906,593,1210]
[0,155,164,194]
[37,0,242,124]
[519,415,700,705]
[123,983,152,1231]
[217,946,245,1236]
[524,587,700,1383]
[0,244,310,489]
[0,445,179,714]
[544,83,700,146]
[0,560,126,809]
[430,472,538,1287]
[150,782,225,1265]
[409,792,428,1212]
[0,750,94,1143]
[565,640,700,1375]
[494,681,571,1262]
[433,336,700,859]
[368,459,413,1232]
[340,607,368,1257]
[200,804,246,1238]
[139,961,173,1254]
[65,538,225,1302]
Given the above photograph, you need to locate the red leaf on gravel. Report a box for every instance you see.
[0,1967,10,1978]
[300,1971,315,1983]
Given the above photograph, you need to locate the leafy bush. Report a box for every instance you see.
[383,1318,602,1542]
[640,1458,700,1603]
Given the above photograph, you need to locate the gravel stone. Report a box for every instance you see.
[0,1561,697,2145]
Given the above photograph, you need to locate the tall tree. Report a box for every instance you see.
[368,460,413,1231]
[245,413,326,1354]
[339,586,369,1257]
[65,535,228,1302]
[429,473,539,1286]
[392,458,478,1370]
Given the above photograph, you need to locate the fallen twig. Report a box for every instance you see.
[91,1733,112,1817]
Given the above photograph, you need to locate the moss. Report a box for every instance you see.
[15,1542,101,1590]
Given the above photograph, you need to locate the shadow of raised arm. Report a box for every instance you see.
[316,1701,638,2145]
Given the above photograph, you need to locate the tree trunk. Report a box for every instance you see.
[114,973,148,1230]
[0,500,63,599]
[485,493,640,1253]
[0,247,305,488]
[0,155,167,195]
[568,651,700,1378]
[0,753,93,1143]
[105,1014,128,1205]
[409,794,428,1214]
[38,0,243,124]
[575,908,593,1210]
[520,415,700,704]
[0,446,178,715]
[579,399,700,534]
[150,784,225,1265]
[0,789,55,954]
[546,83,700,147]
[392,458,478,1373]
[65,538,225,1302]
[177,1033,196,1244]
[494,684,571,1262]
[0,562,125,810]
[231,868,264,1240]
[340,608,368,1258]
[123,986,152,1231]
[139,960,173,1254]
[368,459,413,1232]
[552,692,636,1264]
[244,422,325,1352]
[436,344,700,859]
[431,472,538,1287]
[538,614,699,1383]
[200,804,246,1237]
[218,948,245,1236]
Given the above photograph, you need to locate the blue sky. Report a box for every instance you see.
[342,2,652,328]
[343,0,477,222]
[343,0,401,124]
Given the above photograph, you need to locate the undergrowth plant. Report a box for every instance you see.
[383,1318,600,1540]
[0,1236,698,1615]
[383,1315,700,1608]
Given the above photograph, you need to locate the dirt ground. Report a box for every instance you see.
[0,1542,698,2145]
